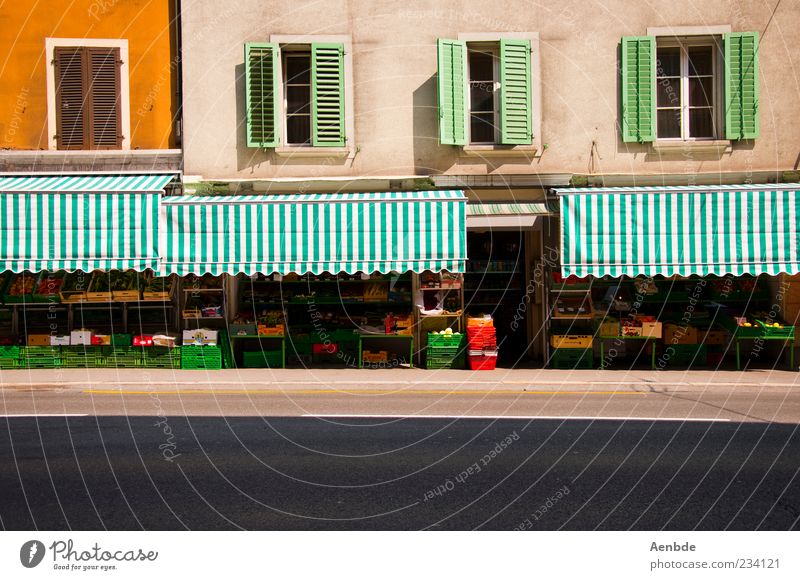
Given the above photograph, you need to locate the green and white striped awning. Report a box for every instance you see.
[466,202,552,216]
[0,174,171,272]
[0,174,174,192]
[160,190,467,276]
[557,184,800,277]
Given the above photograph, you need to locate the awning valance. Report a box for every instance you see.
[466,202,553,228]
[557,184,800,277]
[160,190,467,276]
[0,174,172,272]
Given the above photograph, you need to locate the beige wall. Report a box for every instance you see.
[181,0,800,182]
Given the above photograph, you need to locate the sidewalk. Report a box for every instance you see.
[1,367,799,392]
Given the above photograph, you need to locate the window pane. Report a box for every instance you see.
[656,47,680,76]
[286,115,311,144]
[286,85,310,114]
[470,83,494,112]
[470,113,495,143]
[657,109,681,138]
[468,50,494,82]
[689,76,713,108]
[657,77,680,107]
[688,46,713,76]
[689,108,715,138]
[285,55,311,84]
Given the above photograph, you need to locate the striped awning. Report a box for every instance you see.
[0,174,171,272]
[557,184,800,277]
[160,190,467,275]
[466,202,552,216]
[0,174,174,192]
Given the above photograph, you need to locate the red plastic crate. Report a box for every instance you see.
[469,355,497,371]
[133,335,154,347]
[312,343,338,354]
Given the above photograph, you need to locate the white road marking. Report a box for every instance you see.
[302,414,731,422]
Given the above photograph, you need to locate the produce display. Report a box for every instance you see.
[109,270,141,292]
[144,277,172,292]
[61,272,90,293]
[34,275,63,297]
[6,273,36,297]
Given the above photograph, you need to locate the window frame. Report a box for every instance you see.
[466,42,501,145]
[281,48,313,146]
[655,36,723,142]
[269,34,353,155]
[456,32,540,154]
[45,38,130,151]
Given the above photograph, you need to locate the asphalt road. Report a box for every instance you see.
[1,387,799,530]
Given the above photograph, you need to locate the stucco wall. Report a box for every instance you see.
[0,0,177,150]
[180,0,800,181]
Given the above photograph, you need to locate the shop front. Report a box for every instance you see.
[549,184,800,371]
[0,174,181,370]
[159,190,468,369]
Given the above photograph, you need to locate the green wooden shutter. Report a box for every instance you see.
[620,36,655,143]
[725,32,759,140]
[437,39,467,146]
[311,43,346,147]
[499,39,532,145]
[245,43,279,148]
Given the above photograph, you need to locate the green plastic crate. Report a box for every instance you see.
[181,345,222,370]
[427,333,467,347]
[142,346,181,368]
[0,345,20,359]
[110,334,133,347]
[243,350,284,368]
[0,358,19,369]
[550,347,593,369]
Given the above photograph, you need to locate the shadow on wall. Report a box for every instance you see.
[235,62,269,174]
[234,63,351,175]
[412,74,539,176]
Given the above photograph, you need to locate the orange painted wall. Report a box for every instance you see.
[0,0,177,150]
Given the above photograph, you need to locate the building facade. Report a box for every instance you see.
[0,1,798,371]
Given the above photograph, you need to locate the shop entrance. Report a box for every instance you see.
[464,231,529,366]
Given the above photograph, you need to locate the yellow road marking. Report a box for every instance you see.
[82,388,645,396]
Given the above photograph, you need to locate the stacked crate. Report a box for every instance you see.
[96,347,142,368]
[467,318,498,370]
[0,346,19,369]
[426,333,466,369]
[549,334,594,369]
[181,345,222,370]
[142,346,182,369]
[19,346,61,368]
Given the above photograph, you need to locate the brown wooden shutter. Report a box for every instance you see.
[87,47,122,148]
[54,47,122,150]
[54,47,87,149]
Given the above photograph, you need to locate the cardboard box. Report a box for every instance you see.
[91,335,112,345]
[152,335,177,348]
[640,321,663,338]
[550,335,593,349]
[70,330,93,345]
[28,334,51,346]
[182,329,218,346]
[597,320,620,337]
[622,325,642,337]
[663,323,698,345]
[50,335,71,346]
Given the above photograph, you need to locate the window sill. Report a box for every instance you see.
[274,147,351,158]
[460,144,537,157]
[651,140,731,155]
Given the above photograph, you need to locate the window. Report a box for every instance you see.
[620,32,759,143]
[245,41,347,149]
[283,51,312,145]
[437,37,534,147]
[54,46,122,150]
[467,46,499,144]
[655,42,720,140]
